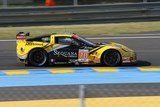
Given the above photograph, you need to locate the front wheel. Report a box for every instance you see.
[101,49,121,66]
[28,49,48,67]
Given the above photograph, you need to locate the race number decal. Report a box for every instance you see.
[78,49,89,62]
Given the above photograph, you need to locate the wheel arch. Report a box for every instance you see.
[27,47,48,64]
[100,48,122,64]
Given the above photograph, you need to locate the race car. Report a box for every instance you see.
[16,32,136,67]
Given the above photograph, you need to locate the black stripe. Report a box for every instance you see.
[89,46,104,55]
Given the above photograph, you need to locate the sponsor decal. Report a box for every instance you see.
[53,50,77,57]
[51,59,55,63]
[16,36,26,39]
[78,49,89,62]
[122,57,131,63]
[94,57,100,63]
[26,42,43,46]
[55,62,67,64]
[69,59,78,64]
[18,54,27,59]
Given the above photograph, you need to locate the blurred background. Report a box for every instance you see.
[0,0,159,7]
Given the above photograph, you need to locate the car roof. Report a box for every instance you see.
[28,33,74,40]
[52,34,72,37]
[27,34,51,41]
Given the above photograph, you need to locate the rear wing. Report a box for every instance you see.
[16,32,30,40]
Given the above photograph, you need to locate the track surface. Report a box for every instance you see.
[0,35,160,101]
[0,36,159,70]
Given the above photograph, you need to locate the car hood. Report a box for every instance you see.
[97,42,134,52]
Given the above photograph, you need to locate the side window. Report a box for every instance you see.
[55,37,72,45]
[55,37,80,46]
[41,37,50,42]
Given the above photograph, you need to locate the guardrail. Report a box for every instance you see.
[0,2,160,26]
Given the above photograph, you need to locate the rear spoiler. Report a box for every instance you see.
[16,32,30,39]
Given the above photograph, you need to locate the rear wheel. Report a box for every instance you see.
[28,49,48,67]
[101,49,121,66]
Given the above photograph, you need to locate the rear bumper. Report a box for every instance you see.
[18,58,27,64]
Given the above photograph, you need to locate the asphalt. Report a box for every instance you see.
[0,37,160,70]
[0,36,160,101]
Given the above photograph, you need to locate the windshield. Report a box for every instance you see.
[72,34,96,47]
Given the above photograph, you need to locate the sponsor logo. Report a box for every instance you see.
[26,42,43,46]
[53,50,77,57]
[122,57,131,63]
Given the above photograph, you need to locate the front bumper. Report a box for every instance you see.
[122,52,137,64]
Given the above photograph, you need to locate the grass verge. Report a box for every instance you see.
[0,21,160,39]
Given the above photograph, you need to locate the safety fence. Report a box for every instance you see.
[0,2,160,26]
[0,84,160,107]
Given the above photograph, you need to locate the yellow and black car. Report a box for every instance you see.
[16,32,136,67]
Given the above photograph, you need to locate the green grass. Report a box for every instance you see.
[1,21,160,39]
[0,3,43,8]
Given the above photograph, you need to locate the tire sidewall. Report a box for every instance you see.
[102,50,121,66]
[28,49,48,67]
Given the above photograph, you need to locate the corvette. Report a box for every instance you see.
[16,32,136,67]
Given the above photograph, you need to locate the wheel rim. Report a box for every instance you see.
[104,51,120,65]
[31,50,47,66]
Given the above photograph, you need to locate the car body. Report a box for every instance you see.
[16,32,136,67]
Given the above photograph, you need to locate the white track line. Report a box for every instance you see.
[0,39,16,42]
[0,35,160,42]
[116,33,160,36]
[87,36,160,40]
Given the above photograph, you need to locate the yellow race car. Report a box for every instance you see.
[16,32,136,67]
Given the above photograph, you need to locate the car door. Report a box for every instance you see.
[49,36,80,63]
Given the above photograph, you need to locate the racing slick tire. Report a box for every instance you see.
[101,49,121,66]
[28,48,48,67]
